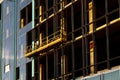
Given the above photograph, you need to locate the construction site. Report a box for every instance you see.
[0,0,120,80]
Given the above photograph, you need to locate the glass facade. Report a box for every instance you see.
[1,0,32,80]
[2,0,15,80]
[0,0,120,80]
[83,69,120,80]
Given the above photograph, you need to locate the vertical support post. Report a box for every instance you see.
[14,0,17,80]
[89,1,95,74]
[81,0,85,76]
[32,0,35,29]
[39,33,42,47]
[60,17,65,37]
[0,3,2,80]
[105,0,110,70]
[46,54,48,80]
[20,18,24,28]
[32,0,35,79]
[45,0,48,45]
[61,55,67,79]
[40,64,42,80]
[60,0,64,9]
[60,1,65,77]
[32,57,35,78]
[71,3,75,79]
[39,7,43,77]
[88,2,93,33]
[90,41,94,74]
[39,5,42,22]
[60,0,66,39]
[54,51,56,78]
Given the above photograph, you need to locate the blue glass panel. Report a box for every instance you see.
[85,75,101,80]
[104,70,120,80]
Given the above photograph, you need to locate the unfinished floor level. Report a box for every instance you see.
[17,0,120,80]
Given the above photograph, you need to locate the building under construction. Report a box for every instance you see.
[0,0,120,80]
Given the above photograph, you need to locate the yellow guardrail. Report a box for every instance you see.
[25,30,66,55]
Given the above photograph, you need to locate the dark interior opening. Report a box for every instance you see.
[34,27,39,42]
[65,0,71,5]
[16,67,20,80]
[64,7,72,41]
[57,48,62,78]
[94,0,106,28]
[26,62,32,80]
[108,10,119,22]
[40,56,46,80]
[40,22,46,39]
[107,0,119,22]
[73,1,81,30]
[94,0,119,28]
[86,36,91,75]
[27,31,32,47]
[34,57,40,80]
[35,8,39,25]
[109,23,120,67]
[63,44,72,79]
[48,0,53,8]
[48,18,53,36]
[28,3,32,23]
[20,3,32,28]
[95,29,107,71]
[57,13,62,30]
[73,1,82,38]
[74,40,83,77]
[108,0,119,12]
[48,52,54,79]
[48,0,53,16]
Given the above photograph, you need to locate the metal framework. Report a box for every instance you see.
[24,0,120,79]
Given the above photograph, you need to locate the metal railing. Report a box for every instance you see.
[25,30,66,54]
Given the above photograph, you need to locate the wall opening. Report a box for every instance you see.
[48,52,54,79]
[26,62,32,80]
[74,40,83,77]
[16,67,20,80]
[109,24,120,67]
[39,56,46,80]
[20,3,32,28]
[95,29,107,71]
